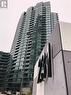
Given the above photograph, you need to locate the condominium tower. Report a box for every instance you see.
[0,51,11,91]
[7,2,58,91]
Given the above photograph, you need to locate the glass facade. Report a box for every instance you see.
[0,51,11,91]
[8,2,59,91]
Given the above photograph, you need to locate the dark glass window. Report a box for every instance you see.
[48,43,52,77]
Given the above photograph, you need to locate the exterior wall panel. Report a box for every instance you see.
[64,51,71,95]
[45,51,67,95]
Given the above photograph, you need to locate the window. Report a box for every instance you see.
[21,58,24,61]
[13,56,17,59]
[19,62,23,66]
[15,66,18,70]
[19,66,23,70]
[16,62,19,66]
[48,43,52,77]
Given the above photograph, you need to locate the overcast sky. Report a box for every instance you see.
[0,0,71,52]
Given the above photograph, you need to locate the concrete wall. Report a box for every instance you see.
[45,51,67,95]
[64,50,71,95]
[60,22,71,51]
[33,50,67,95]
[48,23,62,58]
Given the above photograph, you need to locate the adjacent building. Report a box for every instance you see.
[33,22,71,95]
[8,2,58,91]
[0,51,11,91]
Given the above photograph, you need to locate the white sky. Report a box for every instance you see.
[0,0,71,52]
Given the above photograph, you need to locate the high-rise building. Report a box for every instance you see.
[8,2,58,91]
[0,51,11,91]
